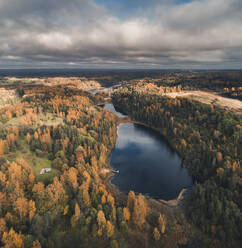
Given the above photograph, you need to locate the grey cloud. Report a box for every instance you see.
[0,0,242,68]
[161,0,241,32]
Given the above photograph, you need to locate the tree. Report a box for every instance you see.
[32,240,42,248]
[127,191,135,212]
[107,193,115,207]
[29,200,36,221]
[26,133,31,144]
[0,139,5,155]
[65,167,78,190]
[0,218,7,236]
[123,207,130,222]
[5,110,12,120]
[216,167,224,178]
[32,182,45,197]
[45,177,66,212]
[110,240,119,248]
[80,172,91,207]
[216,152,223,163]
[2,228,24,248]
[106,221,114,238]
[97,210,106,227]
[132,194,147,229]
[74,203,81,222]
[34,132,39,140]
[81,184,91,207]
[0,171,7,187]
[97,210,106,237]
[153,227,160,241]
[158,214,166,234]
[101,195,106,204]
[14,197,28,221]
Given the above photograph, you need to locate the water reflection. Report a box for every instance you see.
[103,103,127,118]
[110,123,193,200]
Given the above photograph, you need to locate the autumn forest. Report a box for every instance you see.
[0,70,241,248]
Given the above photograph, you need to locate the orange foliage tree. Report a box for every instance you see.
[132,194,147,229]
[2,228,24,248]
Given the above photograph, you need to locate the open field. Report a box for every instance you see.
[4,112,63,128]
[166,91,242,115]
[0,87,19,108]
[4,140,59,183]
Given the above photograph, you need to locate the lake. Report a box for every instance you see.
[104,103,127,118]
[105,103,193,200]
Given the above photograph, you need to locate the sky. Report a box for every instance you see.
[0,0,242,69]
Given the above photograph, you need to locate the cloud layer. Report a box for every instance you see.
[0,0,242,68]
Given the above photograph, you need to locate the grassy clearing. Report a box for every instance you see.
[5,116,23,126]
[0,88,20,109]
[5,113,63,128]
[0,97,20,107]
[34,113,63,127]
[4,140,60,184]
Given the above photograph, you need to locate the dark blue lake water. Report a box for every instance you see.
[110,122,193,200]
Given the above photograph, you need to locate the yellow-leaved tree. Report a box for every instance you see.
[153,227,160,241]
[2,228,24,248]
[132,194,147,229]
[106,221,114,238]
[158,214,166,234]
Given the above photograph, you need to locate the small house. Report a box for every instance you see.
[40,168,52,175]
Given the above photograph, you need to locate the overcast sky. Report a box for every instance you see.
[0,0,241,69]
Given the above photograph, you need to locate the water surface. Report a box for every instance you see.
[110,122,193,200]
[104,103,126,118]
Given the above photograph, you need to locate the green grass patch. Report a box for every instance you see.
[5,116,23,126]
[4,140,60,184]
[35,113,63,127]
[4,113,63,128]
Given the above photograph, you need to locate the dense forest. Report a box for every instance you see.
[0,74,241,247]
[112,83,241,247]
[0,85,173,248]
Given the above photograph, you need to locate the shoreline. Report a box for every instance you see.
[103,169,190,208]
[100,100,193,209]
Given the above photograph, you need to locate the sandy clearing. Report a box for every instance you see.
[166,91,242,115]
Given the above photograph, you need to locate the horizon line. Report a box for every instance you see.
[0,68,241,71]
